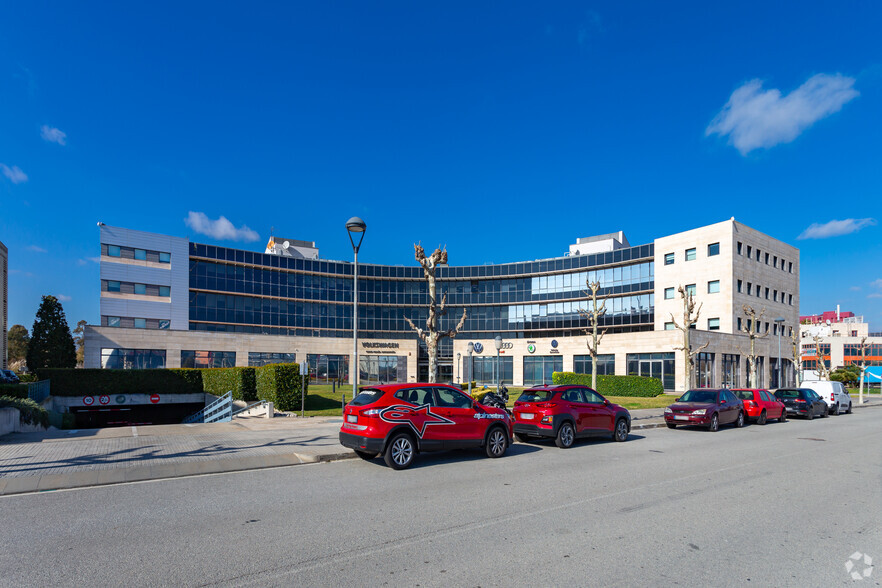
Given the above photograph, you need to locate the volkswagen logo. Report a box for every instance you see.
[551,339,558,349]
[473,342,484,354]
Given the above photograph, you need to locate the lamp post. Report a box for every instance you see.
[494,336,503,392]
[467,342,474,396]
[456,353,461,384]
[346,217,367,401]
[774,317,785,388]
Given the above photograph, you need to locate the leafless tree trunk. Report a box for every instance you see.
[812,335,831,381]
[404,244,467,383]
[788,327,802,386]
[578,280,606,390]
[858,336,869,402]
[670,285,709,391]
[739,305,768,388]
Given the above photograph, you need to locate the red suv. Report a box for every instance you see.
[511,385,632,448]
[339,383,513,469]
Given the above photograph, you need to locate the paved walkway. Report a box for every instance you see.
[1,400,879,496]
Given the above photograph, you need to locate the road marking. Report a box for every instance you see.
[131,426,138,438]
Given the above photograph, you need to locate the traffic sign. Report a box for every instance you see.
[150,394,160,404]
[99,395,110,405]
[83,396,94,406]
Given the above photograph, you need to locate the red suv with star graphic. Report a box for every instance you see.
[339,383,513,469]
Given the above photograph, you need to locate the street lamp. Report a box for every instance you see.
[774,317,785,388]
[456,353,461,384]
[467,342,474,396]
[494,336,503,392]
[346,216,367,401]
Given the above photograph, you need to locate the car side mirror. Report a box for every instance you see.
[720,399,727,404]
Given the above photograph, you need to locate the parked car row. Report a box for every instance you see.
[0,369,21,384]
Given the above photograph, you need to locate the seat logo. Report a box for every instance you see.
[379,404,454,437]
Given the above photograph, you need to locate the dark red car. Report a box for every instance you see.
[511,385,631,448]
[664,388,744,431]
[339,383,513,469]
[732,388,786,424]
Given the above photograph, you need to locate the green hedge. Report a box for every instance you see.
[35,368,204,397]
[0,384,29,400]
[255,363,305,411]
[551,372,664,397]
[0,396,49,428]
[201,367,257,401]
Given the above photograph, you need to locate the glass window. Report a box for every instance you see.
[158,320,170,330]
[708,318,720,330]
[107,280,121,292]
[664,322,676,330]
[708,243,720,256]
[248,352,297,367]
[747,245,752,257]
[134,283,147,295]
[107,316,120,327]
[159,286,170,297]
[434,387,471,408]
[737,242,742,255]
[134,249,147,260]
[708,280,720,294]
[134,318,147,328]
[685,248,696,261]
[737,279,742,293]
[685,284,696,296]
[664,287,674,299]
[181,350,236,369]
[664,253,674,265]
[159,252,171,263]
[523,356,563,386]
[107,245,121,257]
[573,354,615,375]
[101,348,166,369]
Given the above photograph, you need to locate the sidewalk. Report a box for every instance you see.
[1,400,879,496]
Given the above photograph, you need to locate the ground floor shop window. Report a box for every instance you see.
[574,354,615,375]
[697,352,715,388]
[308,354,349,384]
[181,350,236,368]
[626,352,675,390]
[463,356,513,386]
[359,355,407,383]
[101,348,166,369]
[248,352,296,367]
[721,354,740,388]
[523,356,563,386]
[746,356,765,387]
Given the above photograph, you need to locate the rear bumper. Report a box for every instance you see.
[513,423,555,438]
[339,432,385,453]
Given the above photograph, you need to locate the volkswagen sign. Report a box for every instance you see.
[473,342,484,354]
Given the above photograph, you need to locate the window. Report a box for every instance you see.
[248,352,297,367]
[747,245,752,257]
[159,286,170,297]
[708,280,720,294]
[307,354,350,384]
[788,294,793,305]
[737,317,742,331]
[134,283,147,295]
[737,279,743,293]
[755,249,761,261]
[685,248,696,261]
[698,352,715,387]
[523,356,563,386]
[134,249,147,260]
[465,356,513,385]
[582,388,605,404]
[708,318,720,331]
[101,348,166,369]
[765,287,770,299]
[664,252,674,265]
[722,354,740,388]
[746,282,752,295]
[434,387,471,409]
[107,280,121,292]
[685,284,696,296]
[765,252,769,265]
[664,287,675,299]
[773,289,778,302]
[773,255,777,267]
[360,356,409,383]
[756,284,761,298]
[107,245,121,257]
[574,354,615,375]
[708,242,720,256]
[159,252,171,263]
[182,350,236,369]
[664,322,676,330]
[737,242,743,255]
[107,316,120,327]
[788,262,793,273]
[764,322,770,333]
[134,318,147,328]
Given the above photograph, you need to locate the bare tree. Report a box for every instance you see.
[858,336,869,402]
[404,244,468,383]
[812,335,831,381]
[739,305,768,388]
[670,285,709,391]
[788,327,802,386]
[577,281,607,390]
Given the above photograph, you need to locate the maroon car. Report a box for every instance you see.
[664,388,745,432]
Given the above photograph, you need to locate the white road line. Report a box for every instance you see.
[131,426,138,438]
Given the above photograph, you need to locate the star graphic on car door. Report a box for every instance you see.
[379,404,454,437]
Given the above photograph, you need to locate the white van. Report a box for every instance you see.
[800,380,852,415]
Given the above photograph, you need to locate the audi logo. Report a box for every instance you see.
[500,342,513,349]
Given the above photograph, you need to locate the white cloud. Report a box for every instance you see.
[184,211,260,242]
[706,73,859,155]
[871,279,882,288]
[9,269,34,277]
[797,218,876,240]
[57,294,72,302]
[40,125,67,146]
[850,286,862,292]
[1,163,28,184]
[27,245,48,253]
[869,293,882,299]
[77,257,101,266]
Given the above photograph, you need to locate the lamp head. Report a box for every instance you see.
[467,342,474,354]
[345,216,367,252]
[494,336,503,350]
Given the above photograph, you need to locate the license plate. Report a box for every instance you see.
[520,413,534,420]
[346,414,357,424]
[674,415,689,420]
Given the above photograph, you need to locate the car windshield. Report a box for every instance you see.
[775,389,801,399]
[732,390,755,400]
[679,390,717,403]
[518,389,555,403]
[349,389,385,406]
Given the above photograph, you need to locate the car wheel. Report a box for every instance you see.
[708,413,719,432]
[757,410,767,425]
[613,418,629,442]
[806,408,813,421]
[514,433,532,443]
[354,450,378,461]
[666,423,677,429]
[485,427,508,458]
[846,402,852,414]
[734,411,745,428]
[834,403,841,416]
[778,409,787,423]
[822,405,829,418]
[384,432,416,470]
[555,422,575,448]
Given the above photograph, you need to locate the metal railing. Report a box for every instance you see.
[183,391,233,424]
[231,400,268,418]
[28,380,51,403]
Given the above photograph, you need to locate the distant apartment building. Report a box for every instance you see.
[800,310,882,371]
[1,240,7,369]
[85,219,801,390]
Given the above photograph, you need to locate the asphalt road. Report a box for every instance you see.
[2,408,880,587]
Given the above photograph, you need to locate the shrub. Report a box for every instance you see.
[18,373,39,383]
[35,368,204,397]
[551,372,664,397]
[0,396,49,428]
[201,367,257,401]
[0,384,29,400]
[458,381,477,391]
[255,363,305,411]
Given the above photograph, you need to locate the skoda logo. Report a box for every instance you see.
[527,344,536,354]
[473,342,484,354]
[551,340,558,349]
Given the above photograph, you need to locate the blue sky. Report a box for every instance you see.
[1,1,881,331]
